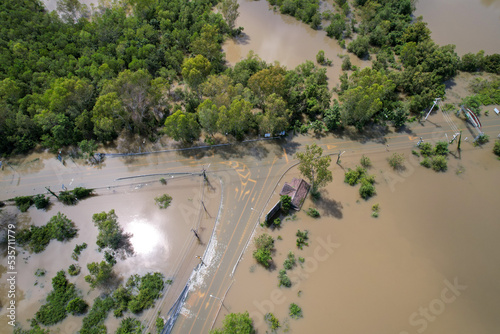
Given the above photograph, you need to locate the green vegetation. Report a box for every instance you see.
[296,230,309,250]
[283,251,296,270]
[298,257,305,263]
[126,272,165,314]
[475,133,489,145]
[17,212,77,253]
[66,297,88,316]
[420,157,431,168]
[371,204,380,218]
[68,264,81,276]
[494,140,500,158]
[72,242,87,260]
[431,155,448,172]
[280,195,292,214]
[85,261,114,289]
[360,154,371,168]
[359,177,376,199]
[388,153,405,170]
[306,207,320,218]
[265,312,281,331]
[34,271,78,325]
[80,296,115,334]
[296,143,333,195]
[35,269,46,277]
[159,177,167,185]
[344,166,366,185]
[59,187,93,205]
[434,141,449,155]
[267,0,320,28]
[210,311,255,334]
[13,196,34,212]
[33,195,50,210]
[156,317,165,333]
[273,218,282,228]
[116,318,144,334]
[253,233,274,268]
[155,194,173,209]
[92,209,131,252]
[289,303,303,319]
[278,269,292,287]
[419,142,433,157]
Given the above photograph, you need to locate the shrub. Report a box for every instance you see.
[475,133,489,145]
[278,270,291,287]
[280,195,292,214]
[159,177,167,185]
[14,196,34,212]
[434,141,449,155]
[35,269,46,277]
[156,317,165,333]
[494,140,500,157]
[66,297,88,315]
[296,230,309,249]
[316,50,325,64]
[265,313,280,330]
[34,194,50,210]
[342,56,352,71]
[431,155,448,172]
[420,157,431,168]
[371,204,380,218]
[419,142,433,157]
[68,264,81,276]
[388,153,405,170]
[273,218,281,228]
[360,155,371,168]
[359,178,376,199]
[58,191,77,205]
[289,303,303,319]
[128,272,165,314]
[155,194,172,209]
[412,150,420,157]
[253,233,274,268]
[116,318,143,334]
[80,296,115,334]
[344,166,366,185]
[306,208,320,218]
[283,251,296,270]
[73,187,93,199]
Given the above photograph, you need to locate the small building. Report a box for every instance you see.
[279,178,311,210]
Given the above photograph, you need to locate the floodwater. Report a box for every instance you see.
[219,140,500,333]
[0,175,220,333]
[415,0,500,55]
[223,0,369,89]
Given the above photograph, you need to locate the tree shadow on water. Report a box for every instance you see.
[313,191,343,219]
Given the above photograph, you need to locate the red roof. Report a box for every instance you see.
[279,178,310,209]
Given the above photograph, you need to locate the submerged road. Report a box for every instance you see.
[1,110,499,333]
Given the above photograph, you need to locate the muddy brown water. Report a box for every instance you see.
[222,0,369,89]
[219,143,500,334]
[0,176,220,334]
[415,0,500,55]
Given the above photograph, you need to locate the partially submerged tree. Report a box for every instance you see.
[295,143,333,194]
[210,311,255,334]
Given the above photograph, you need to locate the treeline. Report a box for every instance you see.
[0,0,229,155]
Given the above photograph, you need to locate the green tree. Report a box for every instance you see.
[197,99,220,137]
[85,261,114,289]
[248,65,286,106]
[280,195,292,214]
[253,233,274,268]
[494,140,500,157]
[66,297,89,315]
[92,209,126,251]
[210,312,255,334]
[259,93,290,135]
[116,318,143,334]
[191,24,222,62]
[92,92,127,141]
[217,99,253,139]
[218,0,240,30]
[295,143,333,194]
[163,110,201,143]
[182,55,212,90]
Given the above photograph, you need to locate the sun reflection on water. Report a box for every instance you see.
[127,218,163,255]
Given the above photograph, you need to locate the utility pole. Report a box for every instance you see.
[210,294,228,311]
[195,255,205,266]
[45,186,59,199]
[336,151,345,164]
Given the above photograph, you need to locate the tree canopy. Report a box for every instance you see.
[295,143,333,193]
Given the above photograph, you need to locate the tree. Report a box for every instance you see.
[248,65,286,106]
[218,0,240,31]
[280,195,292,214]
[295,143,333,194]
[79,139,98,161]
[494,140,500,157]
[92,92,127,141]
[388,152,405,170]
[253,233,274,268]
[92,210,126,251]
[66,297,89,315]
[259,94,290,135]
[217,99,253,139]
[85,261,114,289]
[197,99,220,137]
[182,55,212,91]
[190,24,222,62]
[163,110,201,143]
[210,312,255,334]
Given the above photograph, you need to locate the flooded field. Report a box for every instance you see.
[219,140,500,333]
[0,175,221,334]
[415,0,500,55]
